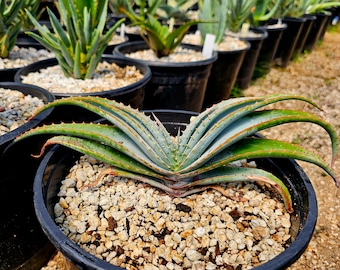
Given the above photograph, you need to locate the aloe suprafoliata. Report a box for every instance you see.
[13,94,339,213]
[25,0,124,79]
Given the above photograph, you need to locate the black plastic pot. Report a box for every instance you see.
[294,14,317,56]
[318,11,333,41]
[0,67,20,82]
[275,17,306,67]
[235,28,268,89]
[252,23,287,80]
[0,82,55,154]
[202,40,250,109]
[14,56,151,122]
[34,110,317,270]
[0,82,56,269]
[303,13,329,51]
[114,41,217,112]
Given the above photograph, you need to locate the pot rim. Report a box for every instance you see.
[14,56,152,98]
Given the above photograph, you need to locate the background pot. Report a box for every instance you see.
[14,56,151,122]
[234,28,268,89]
[0,82,55,269]
[202,41,250,109]
[275,17,307,67]
[114,41,217,112]
[293,14,317,56]
[252,23,287,80]
[0,82,54,154]
[34,110,317,270]
[303,13,329,51]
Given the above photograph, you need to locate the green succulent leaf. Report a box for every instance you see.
[12,94,339,212]
[24,0,124,79]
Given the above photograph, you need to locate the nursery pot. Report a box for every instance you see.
[0,82,55,154]
[303,13,329,51]
[293,14,317,56]
[318,11,333,41]
[34,111,317,270]
[252,23,287,79]
[275,17,307,68]
[202,41,251,109]
[0,82,55,269]
[14,56,151,122]
[234,28,268,89]
[114,41,217,112]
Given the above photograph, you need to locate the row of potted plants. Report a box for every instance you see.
[1,0,339,269]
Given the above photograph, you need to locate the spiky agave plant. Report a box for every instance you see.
[25,0,124,79]
[12,94,339,213]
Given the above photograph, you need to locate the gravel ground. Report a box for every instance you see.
[42,25,340,269]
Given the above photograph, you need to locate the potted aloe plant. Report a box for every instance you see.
[304,0,340,50]
[222,0,269,90]
[249,0,288,79]
[10,94,339,269]
[191,0,250,108]
[0,0,53,81]
[268,0,313,67]
[114,0,217,112]
[14,0,151,120]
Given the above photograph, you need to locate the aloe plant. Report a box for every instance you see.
[0,0,25,58]
[198,0,228,45]
[25,0,124,79]
[269,0,295,19]
[307,0,340,14]
[12,94,339,213]
[119,0,200,57]
[225,0,257,33]
[157,0,199,22]
[250,0,285,26]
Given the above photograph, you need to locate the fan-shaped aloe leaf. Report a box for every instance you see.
[179,166,293,213]
[39,136,170,181]
[16,123,173,175]
[180,138,339,187]
[26,97,175,169]
[179,94,323,168]
[181,109,339,172]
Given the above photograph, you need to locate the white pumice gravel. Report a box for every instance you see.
[20,61,144,94]
[0,46,55,69]
[0,88,44,135]
[54,155,291,269]
[183,33,249,51]
[125,47,208,63]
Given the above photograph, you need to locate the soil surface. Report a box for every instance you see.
[42,25,340,269]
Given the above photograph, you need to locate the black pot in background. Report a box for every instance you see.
[234,28,268,89]
[33,110,317,270]
[114,41,217,112]
[318,11,333,41]
[293,14,317,56]
[0,82,56,270]
[0,82,55,154]
[14,56,151,122]
[202,40,251,110]
[275,17,306,67]
[303,13,329,51]
[252,23,287,80]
